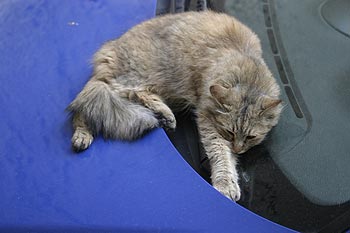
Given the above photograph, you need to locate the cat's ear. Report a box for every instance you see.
[210,84,229,104]
[210,84,239,105]
[260,97,282,113]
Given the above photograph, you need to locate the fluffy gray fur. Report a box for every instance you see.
[68,11,282,201]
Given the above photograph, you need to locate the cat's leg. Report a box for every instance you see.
[197,113,241,201]
[71,113,94,152]
[129,90,176,130]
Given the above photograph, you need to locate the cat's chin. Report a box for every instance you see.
[232,149,247,155]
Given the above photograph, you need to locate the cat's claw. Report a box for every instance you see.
[214,179,241,201]
[72,129,93,152]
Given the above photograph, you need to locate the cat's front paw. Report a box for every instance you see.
[213,179,241,201]
[157,112,176,131]
[72,129,93,152]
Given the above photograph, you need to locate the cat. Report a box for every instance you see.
[67,11,282,201]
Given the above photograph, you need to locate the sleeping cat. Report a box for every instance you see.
[68,11,282,201]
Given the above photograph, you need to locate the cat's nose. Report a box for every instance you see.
[232,143,243,154]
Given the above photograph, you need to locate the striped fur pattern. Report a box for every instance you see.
[68,11,282,201]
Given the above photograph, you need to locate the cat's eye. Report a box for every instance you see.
[246,135,256,140]
[227,130,234,136]
[226,130,235,139]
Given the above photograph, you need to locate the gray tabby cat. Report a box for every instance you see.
[68,11,282,201]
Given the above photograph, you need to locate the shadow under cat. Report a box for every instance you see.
[166,111,350,233]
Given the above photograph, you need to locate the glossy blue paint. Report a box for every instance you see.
[0,1,295,232]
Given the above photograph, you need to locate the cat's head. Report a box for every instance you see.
[209,83,282,154]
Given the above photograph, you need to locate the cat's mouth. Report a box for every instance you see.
[233,150,246,155]
[232,144,246,154]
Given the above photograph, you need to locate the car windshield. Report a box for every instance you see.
[164,0,350,232]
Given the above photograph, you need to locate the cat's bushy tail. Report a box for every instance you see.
[67,80,158,140]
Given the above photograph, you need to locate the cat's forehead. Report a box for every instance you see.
[232,103,258,115]
[220,103,255,121]
[234,106,263,127]
[238,114,270,135]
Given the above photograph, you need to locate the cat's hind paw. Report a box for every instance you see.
[213,179,241,201]
[72,129,93,152]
